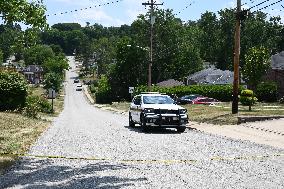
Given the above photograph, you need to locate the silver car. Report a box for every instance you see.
[129,93,189,132]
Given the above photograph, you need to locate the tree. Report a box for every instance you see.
[43,72,63,93]
[216,8,235,70]
[23,45,55,65]
[43,55,69,76]
[0,0,47,28]
[109,37,148,100]
[243,46,270,90]
[0,50,3,65]
[0,71,28,110]
[198,11,220,63]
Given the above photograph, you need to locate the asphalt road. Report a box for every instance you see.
[0,57,283,189]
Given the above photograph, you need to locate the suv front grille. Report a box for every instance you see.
[154,109,179,114]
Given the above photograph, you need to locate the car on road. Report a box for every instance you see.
[76,84,83,91]
[74,79,80,83]
[129,92,189,132]
[191,97,219,105]
[177,94,203,104]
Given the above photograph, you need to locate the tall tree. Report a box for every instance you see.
[243,46,270,90]
[198,11,220,63]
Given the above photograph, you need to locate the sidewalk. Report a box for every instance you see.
[189,119,284,149]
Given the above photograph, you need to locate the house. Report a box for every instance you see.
[156,79,184,87]
[186,67,236,85]
[264,51,284,97]
[21,65,44,84]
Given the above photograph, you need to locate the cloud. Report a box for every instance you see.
[74,8,126,26]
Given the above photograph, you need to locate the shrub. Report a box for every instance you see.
[96,75,112,104]
[256,82,278,102]
[22,95,52,118]
[0,71,28,110]
[89,84,97,94]
[239,89,257,110]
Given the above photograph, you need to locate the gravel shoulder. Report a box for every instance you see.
[0,57,283,189]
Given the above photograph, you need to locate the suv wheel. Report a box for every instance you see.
[177,127,186,133]
[129,113,135,128]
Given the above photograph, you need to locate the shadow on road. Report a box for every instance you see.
[0,157,147,189]
[124,125,194,134]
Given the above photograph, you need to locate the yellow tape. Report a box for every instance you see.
[1,153,283,164]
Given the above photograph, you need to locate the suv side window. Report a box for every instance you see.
[133,96,141,105]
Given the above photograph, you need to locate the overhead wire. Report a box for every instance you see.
[46,0,124,17]
[251,0,283,13]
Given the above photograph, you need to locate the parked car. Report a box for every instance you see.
[129,92,189,132]
[76,84,83,91]
[191,97,219,105]
[177,94,203,104]
[74,79,80,83]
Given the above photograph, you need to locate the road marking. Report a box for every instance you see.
[1,153,283,164]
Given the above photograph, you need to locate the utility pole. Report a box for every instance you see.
[142,0,163,91]
[232,0,242,114]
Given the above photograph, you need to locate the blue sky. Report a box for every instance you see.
[44,0,284,27]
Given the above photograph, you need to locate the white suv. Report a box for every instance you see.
[129,92,188,132]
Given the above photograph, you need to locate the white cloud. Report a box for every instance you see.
[74,8,126,26]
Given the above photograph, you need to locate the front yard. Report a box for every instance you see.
[107,101,284,125]
[0,85,65,175]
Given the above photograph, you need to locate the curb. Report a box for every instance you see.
[237,115,284,124]
[83,85,94,104]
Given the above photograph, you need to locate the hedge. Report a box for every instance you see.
[255,82,278,102]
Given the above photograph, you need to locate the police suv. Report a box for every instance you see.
[129,92,189,132]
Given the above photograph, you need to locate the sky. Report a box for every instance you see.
[44,0,284,27]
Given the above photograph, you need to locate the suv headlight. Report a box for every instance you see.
[144,108,154,114]
[180,109,187,114]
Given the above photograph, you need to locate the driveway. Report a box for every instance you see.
[0,57,283,188]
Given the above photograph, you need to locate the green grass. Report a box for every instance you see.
[0,86,65,175]
[0,112,49,175]
[105,101,284,125]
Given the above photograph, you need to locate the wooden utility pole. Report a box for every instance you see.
[142,0,163,91]
[232,0,242,114]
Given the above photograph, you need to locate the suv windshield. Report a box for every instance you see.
[143,95,174,104]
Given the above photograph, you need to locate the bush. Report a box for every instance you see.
[0,71,28,110]
[96,75,112,104]
[239,89,257,110]
[256,82,278,102]
[22,95,52,118]
[89,84,97,94]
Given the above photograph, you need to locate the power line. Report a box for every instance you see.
[251,0,283,13]
[173,1,195,16]
[46,0,123,17]
[248,0,272,10]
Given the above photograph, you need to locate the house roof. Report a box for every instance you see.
[156,79,184,87]
[187,68,236,85]
[271,51,284,70]
[22,65,44,73]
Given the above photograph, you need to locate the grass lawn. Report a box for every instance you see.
[0,85,65,175]
[107,101,284,125]
[0,112,49,175]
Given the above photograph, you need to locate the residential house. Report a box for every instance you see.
[156,79,185,87]
[21,65,44,84]
[186,67,236,85]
